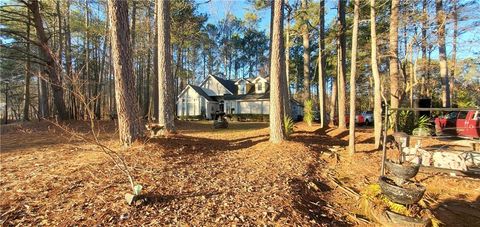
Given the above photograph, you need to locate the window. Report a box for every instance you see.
[446,111,458,119]
[256,82,264,93]
[458,111,468,119]
[238,82,246,94]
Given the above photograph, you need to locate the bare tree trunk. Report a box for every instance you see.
[301,0,310,101]
[421,0,427,97]
[38,68,49,118]
[348,0,359,155]
[57,0,63,69]
[84,0,90,119]
[389,0,400,126]
[269,0,286,143]
[436,0,450,107]
[329,75,337,126]
[153,2,159,120]
[23,11,31,121]
[157,0,175,132]
[95,23,109,119]
[144,3,152,118]
[318,0,326,128]
[451,0,457,104]
[108,0,144,146]
[28,0,68,120]
[370,0,382,149]
[284,5,291,118]
[337,0,347,129]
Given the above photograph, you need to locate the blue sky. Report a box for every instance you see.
[198,0,337,31]
[198,0,479,60]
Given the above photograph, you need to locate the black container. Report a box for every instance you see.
[385,159,420,180]
[378,176,426,205]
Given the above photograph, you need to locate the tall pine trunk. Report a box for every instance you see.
[301,0,310,101]
[157,0,175,132]
[153,2,159,120]
[329,75,337,126]
[451,0,457,104]
[389,0,400,125]
[28,0,68,120]
[23,12,31,121]
[435,0,450,107]
[337,0,347,129]
[108,0,144,146]
[421,0,427,97]
[318,0,326,128]
[269,0,286,143]
[144,3,153,118]
[284,5,291,118]
[348,0,359,154]
[370,0,382,149]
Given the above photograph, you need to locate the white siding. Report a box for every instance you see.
[201,76,230,96]
[237,100,269,114]
[178,87,202,116]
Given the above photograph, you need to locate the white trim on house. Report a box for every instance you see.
[199,74,234,95]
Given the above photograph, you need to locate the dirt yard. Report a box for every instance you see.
[1,120,479,226]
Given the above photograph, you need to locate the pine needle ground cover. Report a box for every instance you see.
[0,121,478,225]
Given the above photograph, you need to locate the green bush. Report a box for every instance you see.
[284,116,295,137]
[303,99,314,126]
[396,110,431,135]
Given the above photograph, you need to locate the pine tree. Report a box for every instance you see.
[157,0,176,133]
[108,0,144,146]
[389,0,400,125]
[348,0,359,154]
[269,0,286,143]
[370,0,382,149]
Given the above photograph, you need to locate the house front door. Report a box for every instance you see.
[219,101,224,113]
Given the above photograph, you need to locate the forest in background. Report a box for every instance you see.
[0,0,479,124]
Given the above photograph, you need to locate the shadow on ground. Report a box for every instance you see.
[431,196,480,226]
[148,134,268,159]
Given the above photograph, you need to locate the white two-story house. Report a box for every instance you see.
[177,74,303,120]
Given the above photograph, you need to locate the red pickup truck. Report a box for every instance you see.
[434,110,480,138]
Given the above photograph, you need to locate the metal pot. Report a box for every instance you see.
[385,159,420,180]
[378,176,426,205]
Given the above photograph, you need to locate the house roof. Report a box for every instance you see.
[189,85,215,101]
[210,75,238,94]
[234,78,253,85]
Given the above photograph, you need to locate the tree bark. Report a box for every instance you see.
[435,0,450,107]
[269,0,286,143]
[301,0,310,101]
[348,0,359,155]
[337,0,347,129]
[28,0,68,120]
[157,0,175,132]
[389,0,400,126]
[421,0,427,97]
[144,3,152,118]
[329,75,337,126]
[318,0,326,128]
[153,1,159,120]
[370,0,382,149]
[108,0,144,146]
[451,0,457,104]
[23,11,31,121]
[284,5,291,118]
[84,0,90,118]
